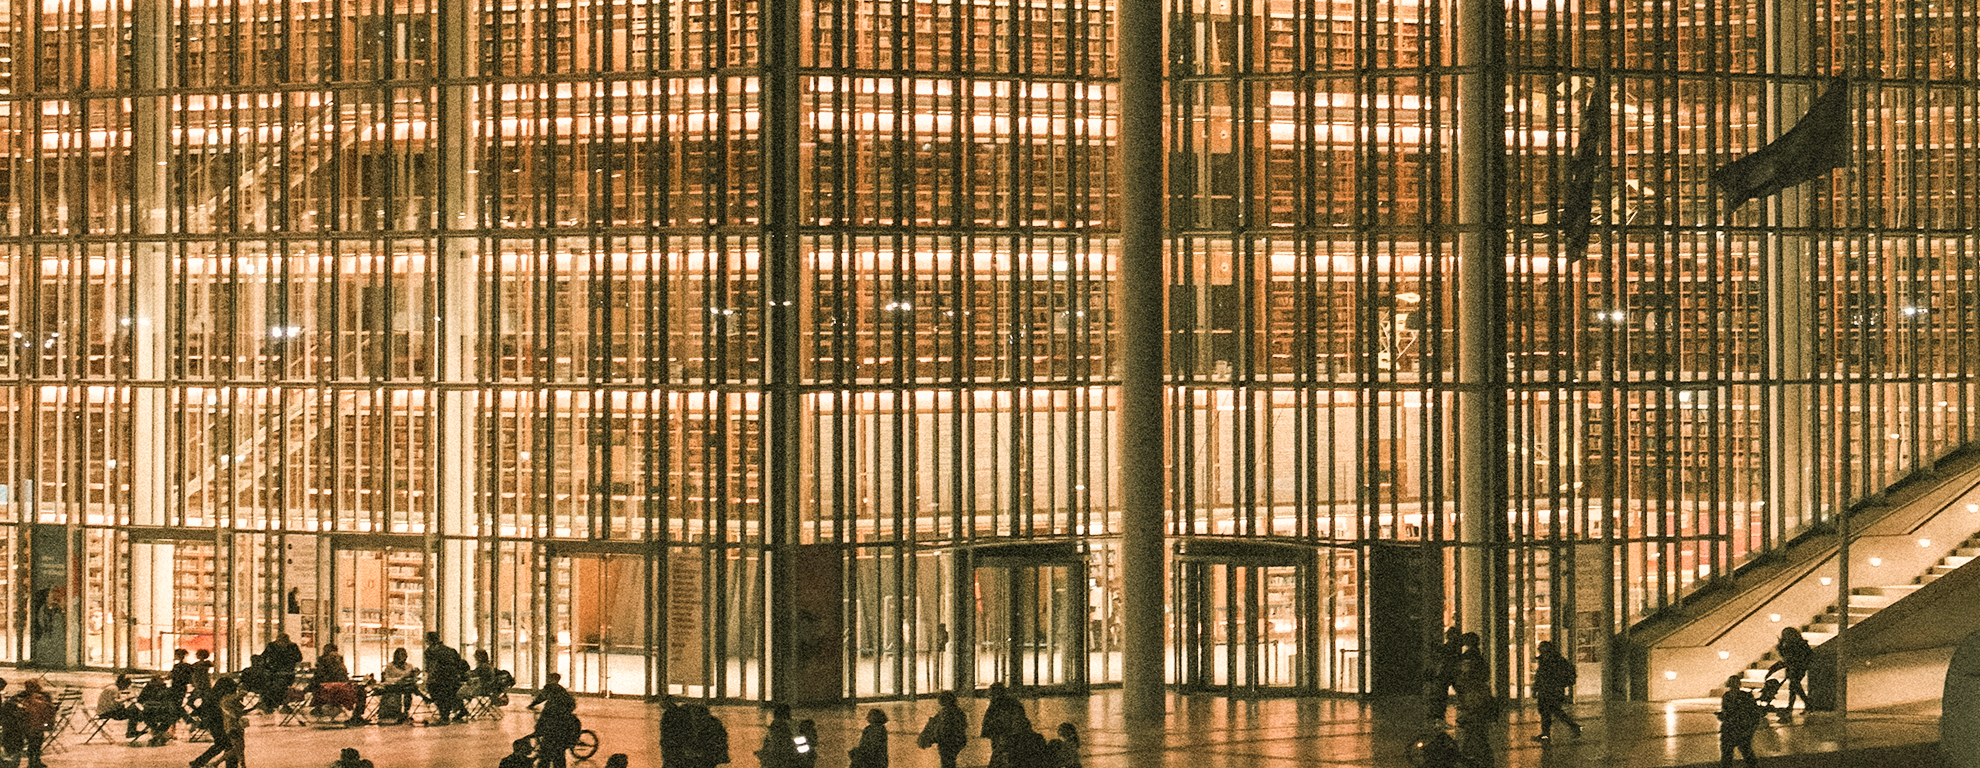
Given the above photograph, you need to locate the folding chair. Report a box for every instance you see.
[39,689,84,754]
[276,684,316,727]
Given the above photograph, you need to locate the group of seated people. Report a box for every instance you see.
[95,637,515,739]
[302,644,513,725]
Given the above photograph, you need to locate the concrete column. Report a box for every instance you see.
[1455,0,1510,696]
[433,0,479,646]
[130,0,169,530]
[1762,0,1831,714]
[762,0,804,703]
[1118,0,1167,728]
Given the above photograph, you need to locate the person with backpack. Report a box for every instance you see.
[1530,640,1582,742]
[1768,627,1814,723]
[979,683,1029,768]
[687,704,730,768]
[1717,675,1763,768]
[794,719,820,768]
[661,695,694,768]
[847,709,888,768]
[755,704,801,768]
[917,691,969,768]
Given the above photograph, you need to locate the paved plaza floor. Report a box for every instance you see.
[14,670,1943,768]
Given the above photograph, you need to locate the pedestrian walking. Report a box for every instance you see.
[687,704,728,768]
[794,719,820,768]
[847,709,888,768]
[1450,632,1496,762]
[917,691,969,768]
[1768,627,1813,723]
[221,675,251,768]
[15,679,54,768]
[756,704,801,768]
[189,677,238,768]
[1530,640,1582,742]
[1427,627,1462,721]
[980,683,1029,768]
[661,695,693,768]
[1718,675,1762,768]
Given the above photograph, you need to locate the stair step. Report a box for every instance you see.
[1956,548,1980,557]
[1848,594,1893,609]
[1945,556,1975,568]
[1805,625,1838,637]
[1854,585,1923,597]
[1922,573,1945,583]
[1934,564,1964,575]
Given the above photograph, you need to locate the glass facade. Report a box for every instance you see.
[0,0,1977,701]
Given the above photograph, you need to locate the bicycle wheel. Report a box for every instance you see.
[570,729,599,760]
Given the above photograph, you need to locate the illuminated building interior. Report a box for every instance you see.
[0,0,1976,703]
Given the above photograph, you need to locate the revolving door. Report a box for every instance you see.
[1173,539,1318,694]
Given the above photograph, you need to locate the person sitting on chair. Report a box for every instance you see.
[95,674,143,739]
[372,648,421,724]
[134,674,183,745]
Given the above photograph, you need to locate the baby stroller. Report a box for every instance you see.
[1753,668,1788,714]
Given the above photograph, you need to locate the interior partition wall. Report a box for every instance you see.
[0,0,1978,703]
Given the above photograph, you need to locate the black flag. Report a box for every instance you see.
[1560,81,1608,258]
[1710,77,1852,213]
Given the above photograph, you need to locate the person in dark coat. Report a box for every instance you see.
[848,709,888,768]
[660,695,694,768]
[135,675,183,745]
[980,682,1028,768]
[260,633,304,712]
[1768,626,1814,723]
[755,703,800,768]
[187,677,237,768]
[1428,627,1462,720]
[422,632,469,724]
[1530,640,1581,742]
[924,691,969,768]
[1717,675,1762,768]
[498,738,535,768]
[687,704,729,768]
[532,700,583,768]
[169,649,196,699]
[794,719,820,768]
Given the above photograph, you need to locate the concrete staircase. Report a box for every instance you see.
[1734,531,1980,700]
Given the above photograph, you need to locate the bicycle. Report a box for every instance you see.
[525,708,599,762]
[523,729,600,762]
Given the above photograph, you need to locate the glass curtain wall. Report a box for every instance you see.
[0,0,1976,701]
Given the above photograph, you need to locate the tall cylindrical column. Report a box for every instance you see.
[1118,0,1167,728]
[1456,0,1510,696]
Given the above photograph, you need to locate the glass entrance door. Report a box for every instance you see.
[549,550,652,697]
[332,543,428,677]
[131,539,220,671]
[972,555,1086,693]
[1174,543,1315,694]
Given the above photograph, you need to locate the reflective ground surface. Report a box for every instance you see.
[20,671,1941,768]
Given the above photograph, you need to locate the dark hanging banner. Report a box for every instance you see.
[1559,80,1609,258]
[1710,77,1853,213]
[29,525,71,666]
